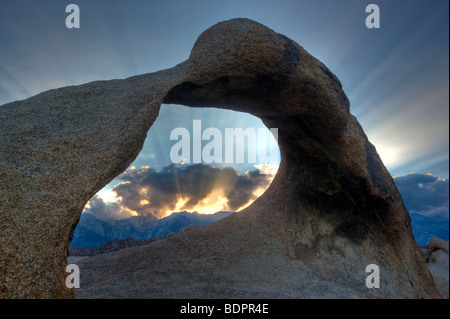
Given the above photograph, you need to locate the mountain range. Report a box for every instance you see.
[71,210,447,249]
[409,213,449,246]
[70,211,234,249]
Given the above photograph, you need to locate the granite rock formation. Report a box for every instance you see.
[423,238,449,298]
[0,18,442,298]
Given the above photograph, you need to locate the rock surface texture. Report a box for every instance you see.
[0,18,442,298]
[424,238,449,298]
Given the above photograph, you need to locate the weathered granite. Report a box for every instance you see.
[0,18,442,298]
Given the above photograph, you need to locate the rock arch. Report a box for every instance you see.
[0,18,441,298]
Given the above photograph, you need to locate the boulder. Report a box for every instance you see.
[424,237,449,298]
[0,18,441,298]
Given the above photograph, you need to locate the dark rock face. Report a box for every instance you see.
[0,18,441,298]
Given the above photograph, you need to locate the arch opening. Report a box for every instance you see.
[69,104,281,251]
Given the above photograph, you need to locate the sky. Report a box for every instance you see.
[0,0,448,220]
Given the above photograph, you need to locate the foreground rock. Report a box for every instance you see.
[423,238,449,298]
[69,237,160,257]
[0,18,441,298]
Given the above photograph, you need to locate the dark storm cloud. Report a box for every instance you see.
[85,164,273,219]
[394,173,449,218]
[83,195,123,221]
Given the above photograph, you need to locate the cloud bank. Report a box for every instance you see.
[83,163,275,220]
[394,173,449,219]
[84,167,448,224]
